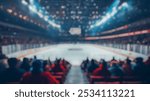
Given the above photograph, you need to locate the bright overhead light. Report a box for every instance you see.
[29,5,37,13]
[44,16,49,21]
[7,9,13,13]
[29,0,34,4]
[21,0,61,29]
[48,21,61,28]
[90,1,129,29]
[22,0,28,5]
[37,12,43,18]
[122,2,128,8]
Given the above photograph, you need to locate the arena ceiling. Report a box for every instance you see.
[0,0,150,38]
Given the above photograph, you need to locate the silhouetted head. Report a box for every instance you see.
[101,59,107,68]
[100,59,104,63]
[32,60,43,74]
[86,58,89,62]
[55,59,60,64]
[48,58,52,65]
[22,58,29,64]
[21,58,31,71]
[8,58,19,68]
[112,57,116,60]
[126,58,131,64]
[0,54,7,60]
[135,57,143,64]
[91,59,95,64]
[33,56,37,60]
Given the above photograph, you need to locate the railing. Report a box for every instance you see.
[101,43,150,56]
[1,43,49,55]
[1,43,150,56]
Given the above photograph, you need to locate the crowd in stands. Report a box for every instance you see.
[1,34,149,46]
[0,54,71,84]
[0,52,150,84]
[98,35,150,45]
[0,36,52,54]
[81,56,150,84]
[0,36,52,45]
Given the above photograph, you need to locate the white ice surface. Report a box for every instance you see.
[26,44,127,65]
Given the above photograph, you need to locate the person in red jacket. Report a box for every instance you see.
[52,59,66,73]
[92,59,110,77]
[21,60,59,84]
[122,58,133,76]
[43,60,59,84]
[60,60,67,72]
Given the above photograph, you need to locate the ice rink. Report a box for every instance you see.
[32,44,127,66]
[14,44,147,83]
[29,43,129,84]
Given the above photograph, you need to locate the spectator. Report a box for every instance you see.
[109,63,124,77]
[21,60,59,84]
[52,59,66,73]
[133,57,146,78]
[42,60,59,84]
[110,57,118,67]
[122,58,133,76]
[1,58,24,83]
[92,59,110,77]
[61,59,72,70]
[81,58,90,71]
[20,58,31,72]
[87,59,99,73]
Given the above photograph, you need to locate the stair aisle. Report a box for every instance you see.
[64,66,89,84]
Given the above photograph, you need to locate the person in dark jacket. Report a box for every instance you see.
[133,57,146,78]
[21,60,59,84]
[87,59,99,73]
[109,63,124,77]
[20,58,31,72]
[81,58,90,71]
[1,58,24,83]
[133,57,148,83]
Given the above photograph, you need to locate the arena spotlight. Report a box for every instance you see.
[21,0,61,29]
[22,0,28,5]
[122,2,129,8]
[28,5,37,13]
[29,0,34,4]
[48,21,61,28]
[92,7,117,28]
[37,12,44,18]
[90,1,129,29]
[44,16,49,21]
